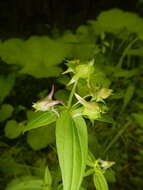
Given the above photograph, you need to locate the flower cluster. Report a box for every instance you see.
[62,59,113,121]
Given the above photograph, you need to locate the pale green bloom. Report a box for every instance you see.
[75,93,102,120]
[96,88,113,101]
[99,159,115,170]
[63,59,95,85]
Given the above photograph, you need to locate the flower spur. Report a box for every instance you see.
[32,85,62,115]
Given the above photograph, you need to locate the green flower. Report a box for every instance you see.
[96,88,113,101]
[63,59,95,85]
[90,88,113,102]
[99,159,115,170]
[75,93,103,120]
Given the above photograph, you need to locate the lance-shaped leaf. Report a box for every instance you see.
[56,111,88,190]
[23,111,57,133]
[43,166,52,190]
[93,169,109,190]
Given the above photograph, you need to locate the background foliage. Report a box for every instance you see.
[0,9,143,190]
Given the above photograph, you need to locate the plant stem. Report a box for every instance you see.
[68,81,77,108]
[103,121,130,154]
[117,38,138,68]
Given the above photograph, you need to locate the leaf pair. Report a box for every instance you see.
[56,111,88,190]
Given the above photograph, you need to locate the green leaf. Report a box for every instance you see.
[97,9,143,38]
[0,75,15,103]
[0,36,71,78]
[96,115,114,124]
[5,176,43,190]
[93,169,109,190]
[56,111,88,190]
[4,120,22,139]
[0,104,14,122]
[23,111,57,133]
[43,166,52,190]
[122,84,135,111]
[27,124,55,150]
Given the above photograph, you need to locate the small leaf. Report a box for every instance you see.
[122,84,135,110]
[4,120,22,139]
[0,104,14,122]
[23,111,57,133]
[93,169,109,190]
[56,111,88,190]
[0,75,15,103]
[96,115,114,123]
[43,166,52,190]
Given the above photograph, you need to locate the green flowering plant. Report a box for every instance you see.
[23,59,114,190]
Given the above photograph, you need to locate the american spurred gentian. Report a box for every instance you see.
[32,85,62,113]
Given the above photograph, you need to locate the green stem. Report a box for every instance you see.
[103,121,130,154]
[117,38,138,68]
[68,81,77,108]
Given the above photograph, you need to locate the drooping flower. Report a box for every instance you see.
[99,159,115,170]
[74,93,103,120]
[32,85,62,112]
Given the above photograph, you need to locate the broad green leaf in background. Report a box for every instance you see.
[93,169,109,190]
[27,123,55,150]
[97,9,143,38]
[0,74,15,103]
[0,104,14,122]
[0,38,24,65]
[0,36,71,78]
[56,111,88,190]
[5,176,43,190]
[4,120,22,139]
[23,111,57,133]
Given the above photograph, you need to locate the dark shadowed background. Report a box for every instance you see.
[0,0,140,38]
